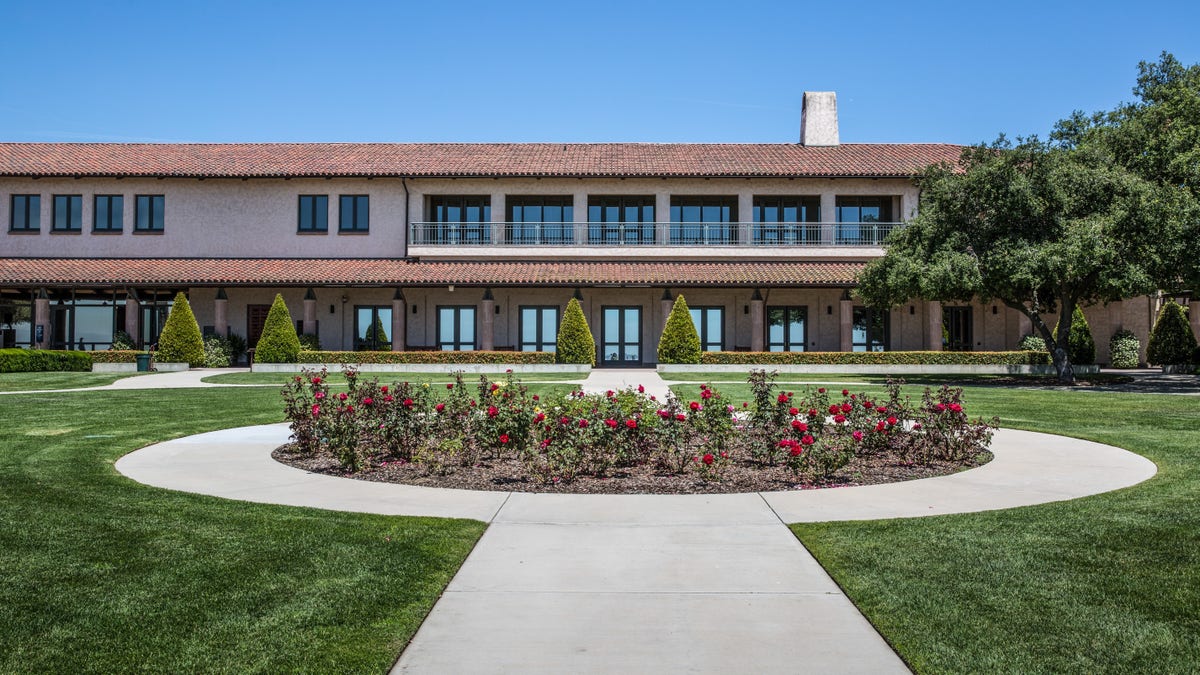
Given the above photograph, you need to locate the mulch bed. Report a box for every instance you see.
[273,445,992,495]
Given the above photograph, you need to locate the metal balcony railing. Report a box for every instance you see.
[408,222,903,247]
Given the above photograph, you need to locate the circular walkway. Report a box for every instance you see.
[117,423,1156,523]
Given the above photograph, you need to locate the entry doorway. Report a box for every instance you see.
[601,306,642,366]
[943,306,973,351]
[247,304,271,347]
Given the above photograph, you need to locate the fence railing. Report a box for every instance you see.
[408,222,903,247]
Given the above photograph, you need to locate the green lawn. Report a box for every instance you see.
[664,369,1133,386]
[0,371,143,392]
[0,386,485,673]
[785,387,1200,673]
[202,370,586,386]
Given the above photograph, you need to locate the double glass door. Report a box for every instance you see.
[601,307,641,366]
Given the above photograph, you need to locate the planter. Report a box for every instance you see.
[658,363,1102,376]
[154,362,190,372]
[1161,364,1197,374]
[92,362,138,373]
[253,362,590,374]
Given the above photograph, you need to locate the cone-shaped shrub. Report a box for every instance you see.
[156,292,204,366]
[1054,306,1096,365]
[255,294,301,363]
[657,295,701,364]
[1147,300,1197,365]
[1108,329,1141,369]
[556,298,595,365]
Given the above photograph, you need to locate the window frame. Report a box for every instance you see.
[506,195,574,244]
[852,306,891,352]
[669,196,738,244]
[52,195,83,232]
[10,194,41,232]
[437,305,477,351]
[134,195,165,233]
[752,196,821,244]
[518,305,559,352]
[93,195,124,233]
[766,305,808,352]
[425,195,491,244]
[587,195,656,244]
[353,305,393,351]
[297,195,329,233]
[338,195,370,233]
[942,306,974,352]
[688,305,725,352]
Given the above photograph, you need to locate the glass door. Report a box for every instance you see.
[943,306,973,351]
[601,306,641,366]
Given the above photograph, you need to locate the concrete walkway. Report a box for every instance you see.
[578,367,673,399]
[117,424,1155,673]
[0,368,270,395]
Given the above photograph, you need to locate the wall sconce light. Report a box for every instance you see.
[448,285,455,293]
[909,306,915,315]
[340,294,348,304]
[412,305,418,315]
[329,305,335,314]
[992,306,998,315]
[496,306,501,314]
[743,305,749,314]
[826,306,832,315]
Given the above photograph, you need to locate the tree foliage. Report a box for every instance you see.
[1053,307,1096,365]
[156,292,205,367]
[1147,300,1197,365]
[254,294,301,364]
[555,298,595,365]
[657,295,701,364]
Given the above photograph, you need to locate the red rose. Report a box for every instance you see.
[311,404,320,416]
[689,401,701,411]
[338,392,348,401]
[637,384,645,393]
[949,403,963,413]
[701,389,713,400]
[657,409,669,419]
[789,407,799,416]
[887,416,897,425]
[842,389,849,396]
[404,398,414,407]
[877,406,888,414]
[560,416,570,425]
[605,418,618,428]
[534,413,545,423]
[499,433,509,444]
[384,395,394,403]
[791,420,807,432]
[380,385,388,393]
[801,434,815,446]
[934,403,946,413]
[875,421,886,431]
[840,403,852,413]
[808,408,818,418]
[626,419,637,429]
[487,405,499,417]
[702,453,714,465]
[852,430,864,441]
[863,401,874,409]
[675,413,686,421]
[446,383,454,389]
[362,397,373,406]
[532,395,539,401]
[817,387,826,393]
[311,377,322,385]
[435,403,445,412]
[777,394,789,403]
[833,414,846,424]
[828,405,840,415]
[578,419,589,428]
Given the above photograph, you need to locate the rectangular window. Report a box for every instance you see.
[354,306,393,350]
[835,196,894,245]
[52,195,83,232]
[298,195,328,232]
[424,196,491,244]
[852,307,890,352]
[94,195,123,232]
[10,195,40,232]
[507,196,573,244]
[670,196,737,244]
[135,195,165,232]
[943,306,973,351]
[587,195,655,244]
[339,195,369,232]
[519,306,559,352]
[753,196,820,243]
[688,306,725,352]
[438,306,476,351]
[767,306,807,351]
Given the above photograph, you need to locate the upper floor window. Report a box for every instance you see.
[670,196,737,244]
[135,195,165,232]
[339,195,369,232]
[52,195,83,232]
[421,195,491,244]
[753,196,820,244]
[507,196,573,244]
[588,195,655,244]
[10,195,40,232]
[835,196,893,223]
[94,195,123,232]
[298,195,328,232]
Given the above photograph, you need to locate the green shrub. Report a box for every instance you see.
[226,333,247,365]
[156,292,205,366]
[254,294,302,364]
[657,295,701,364]
[298,333,322,351]
[1147,300,1198,365]
[203,335,231,368]
[90,350,145,364]
[0,349,92,372]
[699,351,1050,365]
[1016,334,1047,352]
[556,298,595,365]
[297,350,555,364]
[1108,329,1141,369]
[1053,307,1095,365]
[110,330,136,350]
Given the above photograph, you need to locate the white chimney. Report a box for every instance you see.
[800,91,839,146]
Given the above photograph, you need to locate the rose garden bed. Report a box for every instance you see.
[274,368,998,494]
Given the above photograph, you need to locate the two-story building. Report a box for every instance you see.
[0,93,1169,364]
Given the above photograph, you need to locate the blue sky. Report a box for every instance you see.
[2,0,1197,145]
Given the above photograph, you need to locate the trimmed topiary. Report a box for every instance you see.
[254,294,302,364]
[1053,307,1095,365]
[156,292,205,366]
[1108,329,1141,369]
[556,298,595,365]
[657,294,701,364]
[1147,300,1198,366]
[1016,334,1047,352]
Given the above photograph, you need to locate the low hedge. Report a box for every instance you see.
[297,350,556,365]
[90,350,147,364]
[0,349,93,372]
[699,351,1051,366]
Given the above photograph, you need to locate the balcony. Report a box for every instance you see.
[408,222,903,247]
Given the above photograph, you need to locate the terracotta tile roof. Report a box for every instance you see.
[0,143,961,179]
[0,258,864,287]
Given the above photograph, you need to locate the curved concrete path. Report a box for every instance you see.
[117,424,1154,674]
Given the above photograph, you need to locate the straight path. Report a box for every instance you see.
[578,367,673,400]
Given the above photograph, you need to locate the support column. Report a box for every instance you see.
[573,190,588,245]
[655,191,671,245]
[820,192,837,245]
[391,289,406,352]
[1190,301,1200,344]
[490,192,505,245]
[737,192,753,245]
[125,291,141,346]
[839,299,853,352]
[301,288,317,336]
[749,289,765,352]
[661,289,674,330]
[480,289,495,351]
[33,289,51,350]
[214,288,229,337]
[926,300,943,351]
